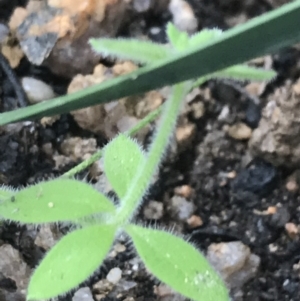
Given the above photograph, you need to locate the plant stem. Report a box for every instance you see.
[62,106,163,178]
[115,82,189,225]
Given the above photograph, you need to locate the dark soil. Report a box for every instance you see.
[1,1,300,301]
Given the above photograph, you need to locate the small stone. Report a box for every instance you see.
[227,122,252,140]
[191,101,205,119]
[175,123,196,151]
[245,100,261,129]
[0,23,9,43]
[286,179,298,192]
[266,206,277,214]
[0,244,30,291]
[174,185,193,198]
[186,215,203,228]
[106,268,122,284]
[227,171,237,179]
[169,0,198,34]
[93,279,113,294]
[40,115,60,126]
[231,159,278,201]
[60,137,97,161]
[249,78,300,167]
[168,196,195,221]
[285,223,299,239]
[114,243,126,253]
[245,82,265,97]
[207,241,260,289]
[1,44,24,68]
[8,7,27,32]
[116,280,137,291]
[21,77,56,104]
[285,170,300,192]
[218,105,230,121]
[42,143,53,156]
[143,201,164,220]
[53,154,72,169]
[267,206,290,228]
[73,287,94,301]
[34,225,61,250]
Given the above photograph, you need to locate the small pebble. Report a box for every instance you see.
[21,77,56,104]
[231,159,278,200]
[187,215,203,228]
[174,185,193,198]
[227,122,252,140]
[227,171,237,179]
[117,280,137,291]
[285,223,299,239]
[245,100,261,129]
[268,206,290,228]
[34,225,60,250]
[73,287,93,301]
[207,241,260,289]
[106,268,122,284]
[0,23,9,42]
[286,179,298,192]
[168,196,195,221]
[143,201,164,220]
[175,123,196,150]
[169,0,198,34]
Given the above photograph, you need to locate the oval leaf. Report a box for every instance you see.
[166,22,189,51]
[90,38,169,64]
[0,179,115,223]
[103,134,146,199]
[27,224,117,300]
[126,225,229,301]
[215,65,276,81]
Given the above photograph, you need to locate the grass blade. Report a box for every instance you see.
[1,0,300,125]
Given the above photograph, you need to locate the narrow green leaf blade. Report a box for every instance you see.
[126,225,229,301]
[27,224,116,300]
[103,134,145,199]
[166,22,189,51]
[214,65,276,81]
[1,0,300,124]
[0,179,115,223]
[90,38,169,64]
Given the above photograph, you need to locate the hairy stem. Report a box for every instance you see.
[62,106,163,178]
[115,82,189,224]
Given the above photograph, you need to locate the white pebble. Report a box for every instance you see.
[106,267,122,284]
[21,77,56,104]
[169,0,198,34]
[72,287,93,301]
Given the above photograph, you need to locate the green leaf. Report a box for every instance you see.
[189,28,223,48]
[27,224,116,300]
[1,0,300,124]
[0,179,115,224]
[90,38,169,64]
[126,225,229,301]
[214,65,276,81]
[0,187,15,202]
[166,22,189,51]
[103,134,146,199]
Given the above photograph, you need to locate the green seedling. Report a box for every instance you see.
[0,23,276,301]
